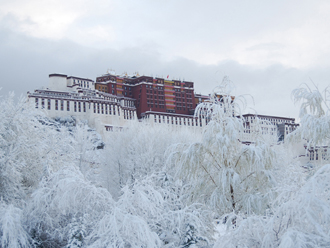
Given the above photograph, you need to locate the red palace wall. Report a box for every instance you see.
[96,74,196,119]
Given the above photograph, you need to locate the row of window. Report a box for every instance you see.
[74,79,90,88]
[309,150,329,161]
[35,98,88,112]
[150,114,203,127]
[147,104,165,109]
[34,98,135,120]
[123,100,135,107]
[146,85,164,90]
[176,98,193,103]
[147,94,164,99]
[247,116,295,124]
[92,103,134,120]
[93,103,118,116]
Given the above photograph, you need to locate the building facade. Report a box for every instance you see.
[95,73,196,118]
[28,73,300,143]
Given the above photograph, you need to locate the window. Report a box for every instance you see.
[35,98,39,108]
[74,102,77,112]
[47,99,51,110]
[61,100,64,111]
[55,100,58,110]
[83,102,86,112]
[41,99,45,109]
[67,101,70,111]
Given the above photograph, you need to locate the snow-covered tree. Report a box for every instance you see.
[0,93,75,206]
[168,77,279,216]
[214,163,330,248]
[289,84,330,162]
[214,83,330,247]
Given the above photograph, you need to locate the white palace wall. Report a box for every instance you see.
[27,74,137,137]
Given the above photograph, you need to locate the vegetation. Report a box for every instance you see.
[0,81,330,247]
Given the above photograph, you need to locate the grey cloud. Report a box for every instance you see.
[246,42,285,52]
[0,12,36,31]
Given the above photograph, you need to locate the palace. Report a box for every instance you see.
[27,72,299,143]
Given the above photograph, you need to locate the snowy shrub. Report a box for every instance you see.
[87,206,161,248]
[26,165,114,247]
[71,122,105,184]
[92,175,213,248]
[156,173,213,247]
[0,201,32,248]
[215,163,330,248]
[101,122,198,199]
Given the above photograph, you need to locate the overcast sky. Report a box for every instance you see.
[1,0,330,120]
